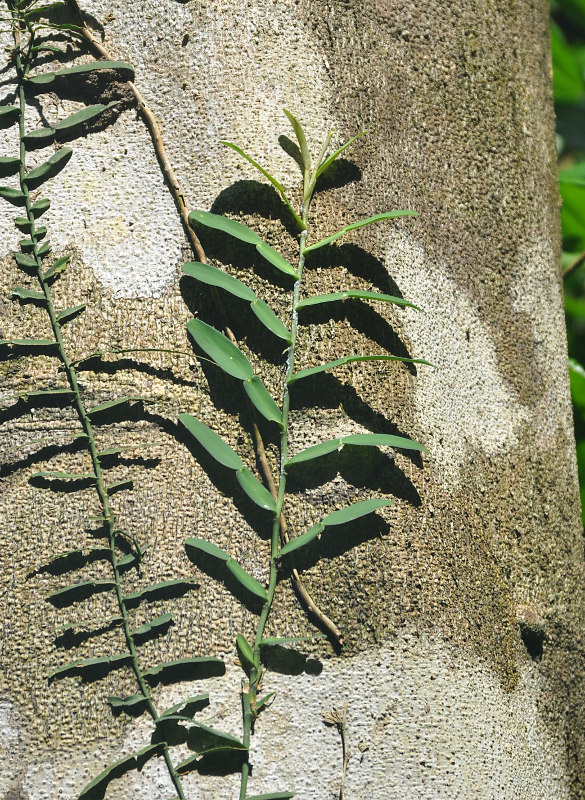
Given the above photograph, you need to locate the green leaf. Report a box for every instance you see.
[0,106,19,129]
[236,467,277,511]
[106,479,133,494]
[187,319,254,380]
[552,22,585,103]
[322,497,393,525]
[43,255,69,280]
[23,147,72,188]
[49,653,131,682]
[179,414,244,470]
[296,290,419,311]
[182,261,257,301]
[22,126,55,146]
[250,299,292,341]
[288,354,431,384]
[14,388,73,401]
[0,338,56,348]
[304,210,418,252]
[256,241,299,279]
[220,140,305,229]
[0,157,21,178]
[143,657,225,686]
[236,633,258,673]
[315,131,367,180]
[123,579,197,607]
[189,208,261,244]
[46,579,115,607]
[283,108,311,176]
[54,102,115,131]
[87,396,141,415]
[161,693,210,718]
[280,500,393,557]
[78,743,161,799]
[286,432,425,466]
[56,304,86,324]
[226,558,267,601]
[278,523,324,557]
[243,375,283,426]
[14,253,36,269]
[253,692,276,713]
[570,358,585,408]
[131,613,173,639]
[185,536,230,561]
[12,286,45,301]
[0,187,26,206]
[31,198,50,217]
[31,470,95,480]
[28,61,135,87]
[187,722,247,754]
[117,547,147,569]
[246,793,295,800]
[260,635,325,645]
[38,242,53,257]
[14,217,32,232]
[107,693,148,711]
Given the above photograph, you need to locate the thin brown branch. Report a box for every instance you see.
[68,0,343,646]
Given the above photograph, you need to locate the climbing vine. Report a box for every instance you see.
[0,1,427,798]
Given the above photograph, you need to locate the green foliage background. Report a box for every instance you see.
[552,0,585,524]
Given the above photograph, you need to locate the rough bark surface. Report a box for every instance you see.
[0,0,583,798]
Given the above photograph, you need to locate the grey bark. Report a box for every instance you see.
[0,0,583,798]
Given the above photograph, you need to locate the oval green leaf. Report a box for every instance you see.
[187,319,254,380]
[189,208,261,245]
[243,376,282,426]
[251,299,292,341]
[304,210,418,252]
[279,522,324,557]
[296,290,419,311]
[0,157,21,178]
[0,106,19,129]
[288,354,432,384]
[322,498,393,526]
[256,241,299,279]
[23,126,56,146]
[182,261,257,301]
[56,304,86,324]
[342,432,426,452]
[24,147,72,189]
[54,102,114,131]
[185,536,230,562]
[285,440,342,466]
[12,287,45,301]
[247,793,295,800]
[0,187,26,206]
[236,467,277,511]
[31,198,50,217]
[226,558,268,601]
[179,413,244,470]
[236,633,258,673]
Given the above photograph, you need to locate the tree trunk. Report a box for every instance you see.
[0,0,583,798]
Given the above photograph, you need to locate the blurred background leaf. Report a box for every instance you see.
[552,0,585,525]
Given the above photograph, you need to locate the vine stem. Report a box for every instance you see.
[10,13,186,798]
[238,204,310,799]
[66,0,343,646]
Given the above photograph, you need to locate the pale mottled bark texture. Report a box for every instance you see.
[0,0,583,798]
